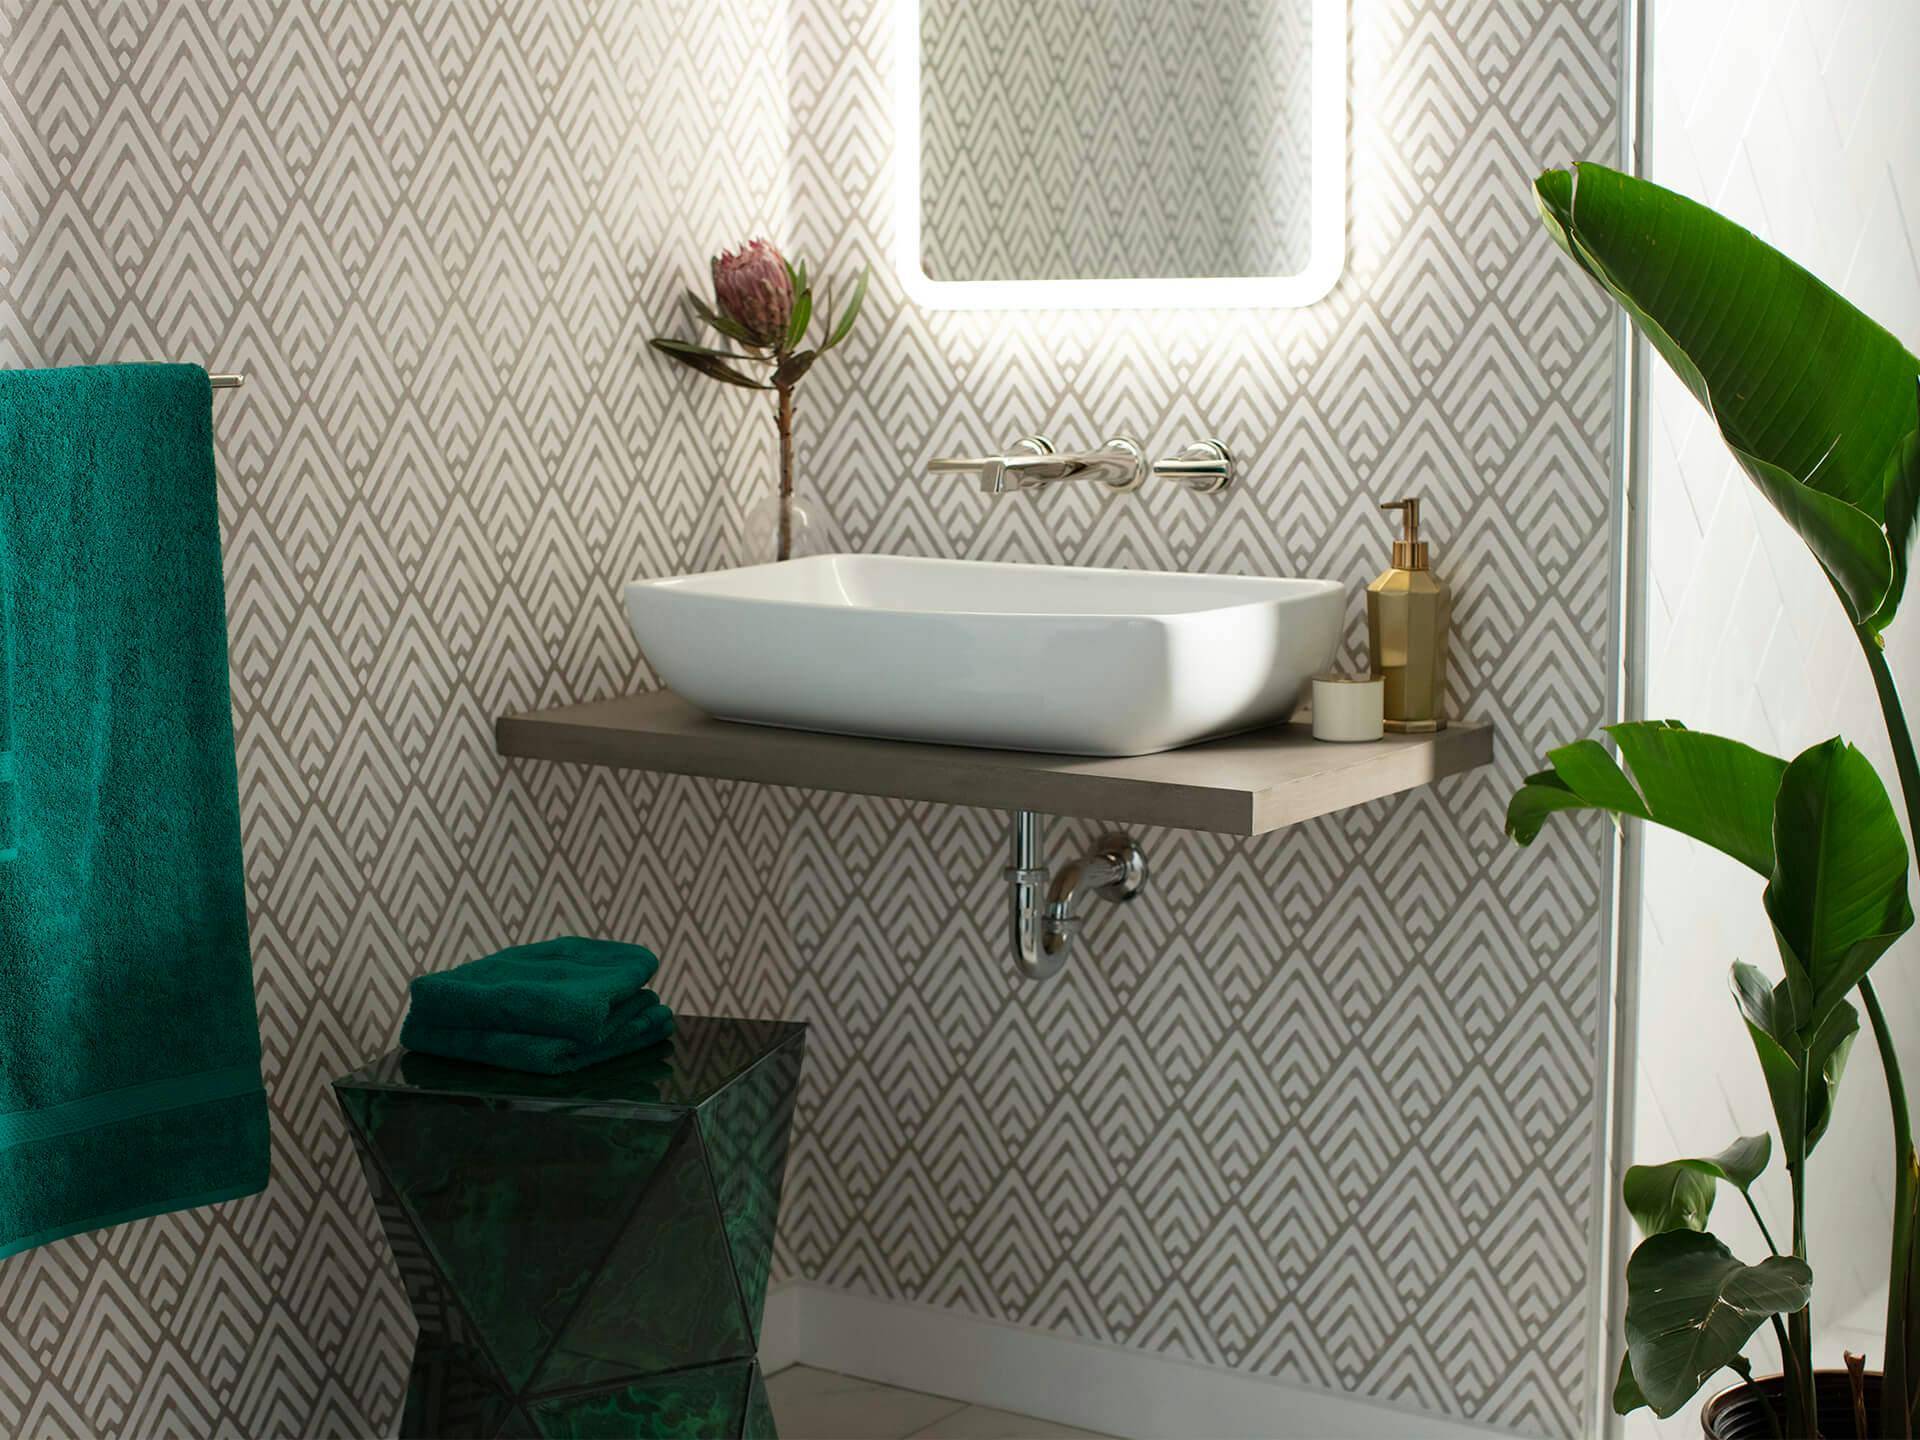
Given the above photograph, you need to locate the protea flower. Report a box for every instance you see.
[711,241,792,349]
[650,240,871,561]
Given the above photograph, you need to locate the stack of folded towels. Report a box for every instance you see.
[399,936,674,1075]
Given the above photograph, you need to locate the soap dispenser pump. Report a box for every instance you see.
[1366,497,1450,733]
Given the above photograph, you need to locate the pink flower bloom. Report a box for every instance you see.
[712,240,793,349]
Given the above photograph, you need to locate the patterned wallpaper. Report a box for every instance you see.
[917,0,1313,282]
[0,2,796,1436]
[0,0,1624,1437]
[780,0,1624,1436]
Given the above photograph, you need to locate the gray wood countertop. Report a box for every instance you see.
[496,691,1495,836]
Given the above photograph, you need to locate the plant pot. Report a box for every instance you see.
[1701,1370,1884,1439]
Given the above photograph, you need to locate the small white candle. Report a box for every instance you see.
[1311,674,1384,743]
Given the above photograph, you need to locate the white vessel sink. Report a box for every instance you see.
[622,555,1345,757]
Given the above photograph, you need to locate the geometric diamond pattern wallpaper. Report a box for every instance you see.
[780,1,1622,1436]
[0,0,1622,1438]
[0,3,795,1436]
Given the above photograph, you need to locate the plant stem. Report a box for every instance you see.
[1742,1190,1799,1428]
[1867,974,1919,1436]
[1849,1349,1873,1440]
[1746,1191,1783,1256]
[775,382,795,562]
[1864,630,1920,841]
[1790,1138,1818,1439]
[1859,626,1920,1436]
[1733,1355,1784,1440]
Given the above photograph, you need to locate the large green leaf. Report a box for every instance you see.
[1732,962,1859,1158]
[1536,163,1920,631]
[1624,1230,1814,1418]
[1624,1135,1771,1237]
[1613,1352,1649,1416]
[1764,738,1913,1041]
[1506,721,1786,875]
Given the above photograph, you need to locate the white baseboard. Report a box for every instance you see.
[757,1280,1502,1440]
[759,1280,805,1375]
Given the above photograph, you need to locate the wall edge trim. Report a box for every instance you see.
[760,1280,1521,1440]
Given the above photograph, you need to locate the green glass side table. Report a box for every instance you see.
[334,1016,806,1439]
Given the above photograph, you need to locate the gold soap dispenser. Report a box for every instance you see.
[1367,497,1450,732]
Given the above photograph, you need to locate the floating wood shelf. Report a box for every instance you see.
[496,691,1495,837]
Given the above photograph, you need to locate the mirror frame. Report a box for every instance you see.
[894,0,1347,310]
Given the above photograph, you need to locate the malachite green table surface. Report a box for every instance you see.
[334,1016,806,1439]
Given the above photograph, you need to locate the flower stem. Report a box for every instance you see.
[775,382,795,562]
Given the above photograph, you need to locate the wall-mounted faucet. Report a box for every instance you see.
[930,433,1237,496]
[928,435,1146,494]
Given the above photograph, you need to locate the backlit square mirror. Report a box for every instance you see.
[896,0,1346,309]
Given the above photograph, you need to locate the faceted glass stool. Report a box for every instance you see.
[334,1016,806,1439]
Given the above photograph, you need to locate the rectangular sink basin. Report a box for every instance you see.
[622,554,1345,757]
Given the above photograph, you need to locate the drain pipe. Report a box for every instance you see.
[1006,810,1148,980]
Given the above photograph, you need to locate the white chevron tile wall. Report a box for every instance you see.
[1629,3,1920,1435]
[0,3,797,1436]
[0,0,1623,1437]
[778,0,1622,1435]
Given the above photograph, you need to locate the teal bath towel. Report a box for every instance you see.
[401,992,676,1075]
[405,935,661,1038]
[401,936,673,1074]
[0,364,268,1260]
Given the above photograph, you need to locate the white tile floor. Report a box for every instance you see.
[765,1365,1114,1440]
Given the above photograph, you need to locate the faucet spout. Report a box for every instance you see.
[926,454,1011,493]
[1000,437,1146,492]
[927,435,1146,495]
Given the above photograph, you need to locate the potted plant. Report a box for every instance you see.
[650,240,869,562]
[1506,162,1920,1438]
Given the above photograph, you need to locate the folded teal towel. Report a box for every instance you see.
[405,935,661,1040]
[402,992,676,1074]
[0,364,268,1260]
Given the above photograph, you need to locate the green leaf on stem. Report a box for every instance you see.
[1624,1136,1771,1237]
[650,337,757,362]
[687,291,762,349]
[773,349,817,388]
[1613,1352,1649,1416]
[1763,737,1913,1042]
[1732,962,1859,1158]
[785,289,813,354]
[648,338,771,390]
[1534,162,1920,631]
[825,266,870,350]
[1506,721,1787,876]
[1624,1229,1813,1419]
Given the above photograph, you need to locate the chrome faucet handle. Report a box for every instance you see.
[928,435,1055,494]
[1151,438,1236,494]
